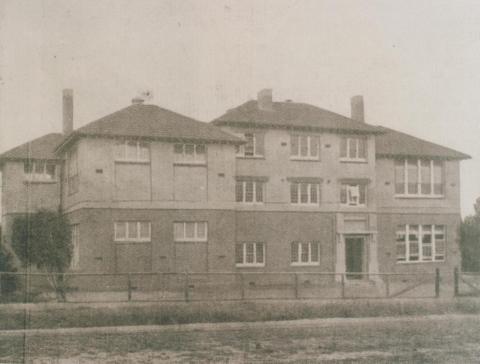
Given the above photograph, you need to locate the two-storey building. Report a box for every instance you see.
[0,89,470,279]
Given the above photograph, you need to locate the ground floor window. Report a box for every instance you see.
[396,224,445,262]
[235,242,265,267]
[291,241,320,265]
[174,222,208,242]
[70,224,80,270]
[114,221,151,242]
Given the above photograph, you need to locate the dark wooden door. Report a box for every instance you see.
[345,237,364,279]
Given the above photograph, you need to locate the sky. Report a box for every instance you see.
[0,0,479,216]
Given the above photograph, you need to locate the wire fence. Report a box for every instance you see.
[455,268,480,297]
[0,269,448,304]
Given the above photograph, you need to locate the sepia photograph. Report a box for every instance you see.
[0,0,480,362]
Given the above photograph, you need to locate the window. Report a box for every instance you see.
[340,183,367,206]
[235,132,264,158]
[340,136,367,161]
[291,241,320,265]
[290,182,320,205]
[67,148,79,194]
[114,140,150,162]
[290,135,320,160]
[174,222,208,242]
[235,242,265,266]
[236,180,264,203]
[395,159,444,197]
[70,225,80,270]
[114,221,151,242]
[396,224,446,262]
[174,144,206,164]
[24,160,57,181]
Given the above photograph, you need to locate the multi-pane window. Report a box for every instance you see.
[114,221,151,242]
[114,140,150,162]
[235,242,265,266]
[291,241,320,265]
[396,224,446,262]
[340,136,367,161]
[67,148,79,194]
[174,222,208,242]
[70,225,80,270]
[24,160,57,181]
[395,159,444,197]
[235,132,264,157]
[174,144,206,164]
[340,183,367,206]
[290,182,320,205]
[290,135,320,160]
[236,180,264,203]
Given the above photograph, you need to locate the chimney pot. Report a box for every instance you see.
[257,89,273,111]
[132,96,144,105]
[62,89,74,134]
[351,95,365,122]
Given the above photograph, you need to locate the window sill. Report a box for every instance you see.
[236,156,265,160]
[236,264,265,268]
[396,260,445,264]
[174,240,208,243]
[395,194,444,199]
[340,158,368,164]
[236,202,265,205]
[290,203,320,206]
[291,263,320,267]
[115,159,150,165]
[290,157,320,162]
[340,204,367,208]
[114,240,151,243]
[23,179,58,184]
[173,162,207,167]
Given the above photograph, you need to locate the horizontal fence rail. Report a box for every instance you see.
[0,268,451,304]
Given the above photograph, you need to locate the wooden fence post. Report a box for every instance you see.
[240,273,245,300]
[385,274,390,298]
[341,274,345,299]
[454,267,459,297]
[184,272,189,302]
[127,274,132,301]
[435,268,440,298]
[294,273,299,299]
[0,273,2,297]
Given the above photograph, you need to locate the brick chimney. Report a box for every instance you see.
[351,95,364,122]
[257,89,273,111]
[62,89,74,134]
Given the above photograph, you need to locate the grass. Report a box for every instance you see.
[1,297,480,331]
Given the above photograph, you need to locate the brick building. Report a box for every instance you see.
[0,89,470,279]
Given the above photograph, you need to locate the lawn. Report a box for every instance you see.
[1,314,480,363]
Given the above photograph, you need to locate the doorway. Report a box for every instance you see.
[345,236,365,279]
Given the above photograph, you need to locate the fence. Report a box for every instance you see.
[455,268,480,297]
[0,269,446,304]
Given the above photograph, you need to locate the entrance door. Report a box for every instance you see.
[345,237,364,279]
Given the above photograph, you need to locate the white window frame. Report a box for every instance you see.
[114,221,152,242]
[340,183,367,207]
[395,159,444,198]
[340,137,367,162]
[24,160,57,182]
[396,224,446,263]
[70,224,80,270]
[236,180,264,204]
[174,143,207,165]
[115,140,150,162]
[236,242,265,267]
[291,241,320,266]
[290,134,320,160]
[174,222,208,242]
[290,182,320,205]
[235,132,264,158]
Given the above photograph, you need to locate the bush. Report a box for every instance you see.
[0,246,17,295]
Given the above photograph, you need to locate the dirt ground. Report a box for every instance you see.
[1,314,480,363]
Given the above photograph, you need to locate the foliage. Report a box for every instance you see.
[0,244,18,295]
[460,197,480,272]
[11,210,72,301]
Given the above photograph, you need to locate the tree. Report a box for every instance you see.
[11,209,72,301]
[460,197,480,272]
[0,225,18,295]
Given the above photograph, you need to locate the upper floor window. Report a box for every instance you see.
[235,242,265,267]
[174,143,206,164]
[340,183,367,206]
[235,178,265,203]
[174,221,208,242]
[291,241,320,266]
[395,159,444,197]
[67,148,79,194]
[340,136,367,161]
[236,132,264,158]
[396,224,445,263]
[290,134,320,160]
[114,221,151,242]
[290,181,320,205]
[114,140,150,162]
[24,160,57,182]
